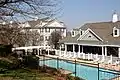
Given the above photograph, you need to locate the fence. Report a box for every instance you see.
[39,55,120,80]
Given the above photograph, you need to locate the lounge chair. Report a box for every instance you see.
[87,53,91,60]
[113,60,120,66]
[107,55,113,64]
[93,54,100,62]
[99,55,105,63]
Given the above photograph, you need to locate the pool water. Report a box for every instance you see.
[39,59,118,80]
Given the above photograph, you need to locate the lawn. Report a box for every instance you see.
[0,68,56,80]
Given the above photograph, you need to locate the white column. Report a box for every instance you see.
[82,45,83,53]
[78,45,80,53]
[118,48,120,58]
[48,49,50,55]
[105,46,107,56]
[60,45,61,56]
[73,44,75,52]
[37,48,39,55]
[39,49,41,55]
[43,28,46,49]
[65,44,67,55]
[25,49,27,55]
[102,46,104,56]
[73,44,75,57]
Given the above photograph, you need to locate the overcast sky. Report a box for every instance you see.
[59,0,120,30]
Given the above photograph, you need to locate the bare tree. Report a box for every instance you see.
[49,31,61,49]
[0,23,25,46]
[0,0,61,46]
[23,29,41,46]
[0,0,60,22]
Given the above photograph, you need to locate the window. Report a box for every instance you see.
[88,35,91,38]
[61,29,64,32]
[46,28,50,32]
[72,31,74,35]
[45,36,49,40]
[40,36,44,41]
[41,29,43,32]
[48,28,50,32]
[81,31,82,35]
[40,29,41,33]
[115,30,117,35]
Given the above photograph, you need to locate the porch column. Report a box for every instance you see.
[82,45,83,53]
[65,44,67,54]
[102,46,104,56]
[48,49,50,55]
[39,49,41,55]
[25,49,28,55]
[60,45,61,56]
[37,48,39,55]
[105,46,107,56]
[78,45,81,53]
[118,48,120,58]
[73,44,75,53]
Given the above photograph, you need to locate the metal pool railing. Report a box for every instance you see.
[39,55,120,80]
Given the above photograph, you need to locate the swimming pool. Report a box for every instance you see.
[39,59,118,80]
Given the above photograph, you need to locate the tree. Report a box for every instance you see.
[0,23,23,46]
[50,31,61,49]
[0,0,61,46]
[23,29,41,46]
[0,0,60,22]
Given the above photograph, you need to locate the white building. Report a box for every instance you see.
[21,19,67,49]
[60,12,120,58]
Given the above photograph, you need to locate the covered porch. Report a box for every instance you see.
[57,43,120,61]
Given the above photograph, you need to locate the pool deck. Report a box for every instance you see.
[58,68,73,75]
[112,76,120,80]
[38,55,120,72]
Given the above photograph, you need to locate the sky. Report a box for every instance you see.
[58,0,120,30]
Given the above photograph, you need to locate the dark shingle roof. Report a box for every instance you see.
[60,21,120,46]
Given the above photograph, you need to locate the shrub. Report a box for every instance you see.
[22,55,39,69]
[0,44,12,57]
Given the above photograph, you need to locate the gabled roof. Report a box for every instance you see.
[60,21,120,46]
[77,28,103,41]
[80,21,120,30]
[22,19,65,28]
[80,21,120,41]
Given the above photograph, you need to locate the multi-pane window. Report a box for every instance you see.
[81,31,82,35]
[45,36,49,41]
[45,28,50,32]
[40,29,43,33]
[40,36,44,41]
[61,29,64,32]
[72,31,74,35]
[115,30,117,35]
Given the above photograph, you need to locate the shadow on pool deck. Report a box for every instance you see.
[58,68,73,75]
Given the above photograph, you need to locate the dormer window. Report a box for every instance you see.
[81,31,82,35]
[115,30,117,35]
[113,27,119,37]
[72,31,74,35]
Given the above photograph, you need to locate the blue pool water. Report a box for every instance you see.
[39,59,118,80]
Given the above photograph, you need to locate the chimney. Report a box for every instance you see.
[112,11,118,23]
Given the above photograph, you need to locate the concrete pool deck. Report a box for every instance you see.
[37,55,120,72]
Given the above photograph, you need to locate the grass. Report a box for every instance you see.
[0,68,56,80]
[0,56,84,80]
